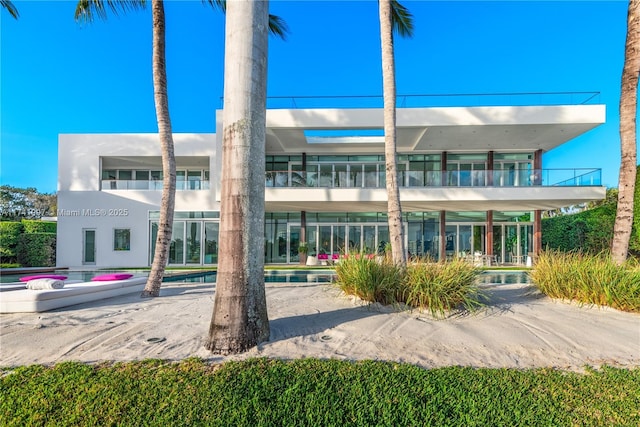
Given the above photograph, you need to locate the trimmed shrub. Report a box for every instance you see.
[542,203,615,253]
[21,219,56,234]
[0,263,21,269]
[16,233,56,267]
[0,221,23,264]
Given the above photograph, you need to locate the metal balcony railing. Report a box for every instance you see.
[220,91,602,109]
[265,168,602,189]
[101,180,210,191]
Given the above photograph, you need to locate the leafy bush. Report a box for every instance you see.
[16,233,56,267]
[1,359,639,426]
[21,219,56,234]
[335,255,484,317]
[0,221,23,264]
[530,251,640,312]
[542,203,615,253]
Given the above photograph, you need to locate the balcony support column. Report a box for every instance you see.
[439,210,446,261]
[441,151,447,185]
[487,151,494,186]
[300,153,307,247]
[486,210,493,255]
[534,209,542,256]
[534,149,543,185]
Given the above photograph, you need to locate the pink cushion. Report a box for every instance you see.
[19,274,68,282]
[91,273,134,282]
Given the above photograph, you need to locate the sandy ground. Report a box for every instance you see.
[1,277,639,371]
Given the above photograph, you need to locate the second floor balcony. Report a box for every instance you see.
[265,168,601,189]
[101,179,210,191]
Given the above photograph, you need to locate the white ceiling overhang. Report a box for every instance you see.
[265,105,605,155]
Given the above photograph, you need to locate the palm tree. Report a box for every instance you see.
[611,0,640,265]
[76,1,287,297]
[1,0,19,19]
[204,0,271,355]
[75,0,177,297]
[379,0,414,266]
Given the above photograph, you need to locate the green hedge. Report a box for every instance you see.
[0,221,23,264]
[542,201,616,253]
[21,219,56,234]
[16,233,56,267]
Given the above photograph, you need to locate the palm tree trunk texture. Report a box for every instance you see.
[379,0,407,266]
[206,0,270,354]
[612,0,640,265]
[141,0,176,297]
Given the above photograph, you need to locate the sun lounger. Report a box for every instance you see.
[0,276,147,313]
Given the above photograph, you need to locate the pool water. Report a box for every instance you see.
[478,271,530,284]
[163,270,336,284]
[1,269,529,285]
[0,270,148,284]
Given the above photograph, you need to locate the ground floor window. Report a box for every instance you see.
[113,228,131,251]
[148,210,534,265]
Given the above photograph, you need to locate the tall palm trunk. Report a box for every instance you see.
[380,0,406,266]
[141,0,176,297]
[205,0,270,354]
[612,0,640,265]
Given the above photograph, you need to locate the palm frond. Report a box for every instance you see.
[203,0,289,40]
[75,0,147,23]
[203,0,225,12]
[390,0,414,38]
[1,0,19,19]
[268,14,289,40]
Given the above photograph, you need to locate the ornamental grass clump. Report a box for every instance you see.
[403,258,485,317]
[334,253,404,305]
[335,255,484,317]
[530,250,640,313]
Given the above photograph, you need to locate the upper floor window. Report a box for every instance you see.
[102,168,209,190]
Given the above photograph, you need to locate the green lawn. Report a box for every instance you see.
[2,358,638,426]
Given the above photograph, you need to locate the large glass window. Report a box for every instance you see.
[187,171,202,190]
[204,222,219,264]
[186,221,201,263]
[169,221,185,264]
[113,229,131,251]
[176,171,186,190]
[493,153,534,187]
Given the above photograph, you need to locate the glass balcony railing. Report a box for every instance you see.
[265,168,601,189]
[102,180,210,190]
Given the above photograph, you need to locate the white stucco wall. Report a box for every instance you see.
[57,133,218,268]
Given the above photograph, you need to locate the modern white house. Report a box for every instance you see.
[57,97,606,268]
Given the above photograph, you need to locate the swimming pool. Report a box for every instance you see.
[163,270,337,284]
[0,270,149,284]
[1,269,529,285]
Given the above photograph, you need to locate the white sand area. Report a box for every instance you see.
[1,278,639,370]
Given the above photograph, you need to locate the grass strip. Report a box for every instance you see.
[2,358,639,426]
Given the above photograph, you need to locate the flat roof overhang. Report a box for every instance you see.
[264,105,605,154]
[264,186,606,213]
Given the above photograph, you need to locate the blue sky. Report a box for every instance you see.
[0,0,631,194]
